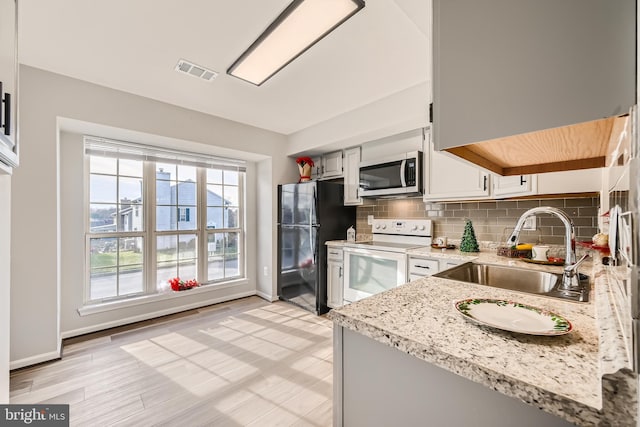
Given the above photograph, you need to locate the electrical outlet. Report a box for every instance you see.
[523,216,536,231]
[367,215,374,225]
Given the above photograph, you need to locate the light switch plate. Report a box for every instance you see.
[367,215,374,225]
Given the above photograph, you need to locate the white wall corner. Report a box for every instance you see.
[0,175,11,403]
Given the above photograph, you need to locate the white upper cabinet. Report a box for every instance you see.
[0,0,18,172]
[321,150,343,178]
[536,168,601,195]
[492,174,537,198]
[310,156,323,181]
[432,0,635,152]
[343,147,362,206]
[423,130,491,201]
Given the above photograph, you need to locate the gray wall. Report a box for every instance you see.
[12,65,296,367]
[256,158,275,301]
[340,327,576,427]
[357,196,599,245]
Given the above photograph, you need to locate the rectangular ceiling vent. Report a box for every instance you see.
[175,59,219,82]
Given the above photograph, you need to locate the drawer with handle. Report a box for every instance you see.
[328,248,344,262]
[408,257,439,277]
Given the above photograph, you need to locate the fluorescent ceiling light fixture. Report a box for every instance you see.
[227,0,365,86]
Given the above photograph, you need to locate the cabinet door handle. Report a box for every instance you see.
[0,81,3,134]
[339,267,343,277]
[520,175,527,185]
[483,175,487,191]
[2,92,10,136]
[414,265,431,269]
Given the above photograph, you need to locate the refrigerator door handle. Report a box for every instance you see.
[632,266,640,319]
[312,185,318,228]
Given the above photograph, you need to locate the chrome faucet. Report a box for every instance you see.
[506,206,589,294]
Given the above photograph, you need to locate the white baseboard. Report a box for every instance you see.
[10,350,61,371]
[256,290,277,302]
[61,290,256,339]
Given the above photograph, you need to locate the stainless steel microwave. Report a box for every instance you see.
[359,151,423,197]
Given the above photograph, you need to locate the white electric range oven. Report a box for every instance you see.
[342,219,432,303]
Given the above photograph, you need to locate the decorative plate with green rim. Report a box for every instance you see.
[454,298,573,336]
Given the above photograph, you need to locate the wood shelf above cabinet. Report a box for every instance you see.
[444,116,620,176]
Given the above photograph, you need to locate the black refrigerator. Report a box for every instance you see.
[277,181,356,314]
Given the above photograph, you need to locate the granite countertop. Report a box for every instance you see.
[328,248,636,426]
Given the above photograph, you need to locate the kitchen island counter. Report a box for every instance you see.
[329,250,636,426]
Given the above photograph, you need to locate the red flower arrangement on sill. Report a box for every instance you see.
[168,277,199,291]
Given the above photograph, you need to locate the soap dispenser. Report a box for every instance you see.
[347,226,356,242]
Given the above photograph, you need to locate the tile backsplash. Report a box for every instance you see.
[356,196,600,245]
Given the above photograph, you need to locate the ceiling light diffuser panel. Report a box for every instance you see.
[227,0,365,86]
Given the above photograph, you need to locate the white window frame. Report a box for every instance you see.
[84,137,247,305]
[199,167,245,284]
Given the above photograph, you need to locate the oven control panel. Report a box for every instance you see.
[371,219,432,237]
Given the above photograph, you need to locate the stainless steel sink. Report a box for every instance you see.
[433,262,589,302]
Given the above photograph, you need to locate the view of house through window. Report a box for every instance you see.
[86,138,245,303]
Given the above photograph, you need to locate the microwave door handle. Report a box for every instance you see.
[400,159,406,187]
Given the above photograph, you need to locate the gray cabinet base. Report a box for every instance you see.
[334,326,576,427]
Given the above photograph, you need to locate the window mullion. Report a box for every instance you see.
[115,159,121,296]
[145,160,156,293]
[238,173,245,277]
[198,167,207,283]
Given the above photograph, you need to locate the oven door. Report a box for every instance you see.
[343,247,407,303]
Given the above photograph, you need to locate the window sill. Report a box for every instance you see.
[78,278,249,316]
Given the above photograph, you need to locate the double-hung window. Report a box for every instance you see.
[85,137,246,304]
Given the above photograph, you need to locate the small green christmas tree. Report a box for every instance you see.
[460,219,480,252]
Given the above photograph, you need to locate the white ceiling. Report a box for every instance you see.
[18,0,429,136]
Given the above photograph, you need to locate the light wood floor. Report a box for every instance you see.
[10,297,334,426]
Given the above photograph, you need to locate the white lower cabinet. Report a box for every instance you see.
[327,248,344,308]
[408,257,439,281]
[441,259,463,271]
[408,255,465,281]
